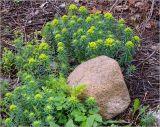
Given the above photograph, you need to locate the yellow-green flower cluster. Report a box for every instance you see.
[87,26,96,35]
[118,18,125,24]
[118,23,125,29]
[77,18,83,23]
[79,6,88,15]
[32,120,41,127]
[5,92,12,98]
[57,47,64,52]
[44,105,52,113]
[88,42,97,49]
[125,41,134,48]
[29,112,35,119]
[62,15,68,22]
[57,42,64,52]
[77,28,83,35]
[85,16,92,23]
[132,36,140,42]
[38,54,48,61]
[87,97,96,103]
[9,104,17,111]
[68,96,78,103]
[73,33,77,38]
[55,34,61,41]
[118,18,125,28]
[38,42,49,50]
[62,28,67,34]
[105,38,114,47]
[52,19,59,27]
[57,42,64,47]
[97,39,103,45]
[95,11,101,15]
[28,58,36,65]
[4,118,12,125]
[68,4,78,12]
[104,12,114,20]
[124,27,133,34]
[69,20,76,26]
[80,35,87,41]
[46,115,53,123]
[71,15,77,20]
[34,94,43,100]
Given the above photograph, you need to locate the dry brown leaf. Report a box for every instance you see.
[135,1,143,8]
[128,0,140,6]
[135,1,149,12]
[115,5,129,12]
[145,22,152,29]
[98,0,109,6]
[90,6,102,14]
[130,13,141,22]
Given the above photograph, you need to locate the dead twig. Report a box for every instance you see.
[1,41,17,52]
[136,47,158,67]
[140,0,155,32]
[109,0,119,12]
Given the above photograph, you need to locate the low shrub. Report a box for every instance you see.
[41,4,140,75]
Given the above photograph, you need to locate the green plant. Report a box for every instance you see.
[12,0,23,3]
[132,98,141,115]
[126,65,136,75]
[0,80,9,95]
[1,74,101,126]
[140,113,156,127]
[102,119,132,127]
[1,48,15,74]
[131,98,156,127]
[41,4,140,76]
[1,34,102,126]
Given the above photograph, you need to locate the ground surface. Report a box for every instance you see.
[0,0,159,125]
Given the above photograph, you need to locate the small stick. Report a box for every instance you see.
[1,41,17,52]
[141,0,155,32]
[136,47,158,67]
[109,0,119,12]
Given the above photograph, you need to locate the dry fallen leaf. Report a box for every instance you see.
[98,0,109,6]
[90,6,102,14]
[115,5,129,12]
[128,0,139,5]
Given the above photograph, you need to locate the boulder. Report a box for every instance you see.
[68,56,131,119]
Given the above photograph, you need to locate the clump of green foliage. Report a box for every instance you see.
[132,98,156,127]
[1,37,101,126]
[1,4,142,127]
[1,48,14,74]
[41,4,140,75]
[2,74,101,126]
